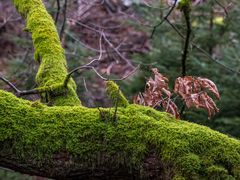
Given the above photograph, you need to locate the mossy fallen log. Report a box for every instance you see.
[0,90,240,179]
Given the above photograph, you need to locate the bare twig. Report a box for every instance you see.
[151,0,177,38]
[101,32,133,67]
[55,0,61,24]
[65,31,105,53]
[112,88,119,122]
[64,32,104,87]
[215,0,228,17]
[16,89,45,96]
[66,18,134,67]
[0,15,21,29]
[60,0,67,41]
[209,3,214,55]
[0,75,20,94]
[83,77,89,92]
[0,75,45,97]
[166,19,240,75]
[64,63,139,87]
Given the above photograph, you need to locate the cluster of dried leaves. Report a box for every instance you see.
[134,68,220,119]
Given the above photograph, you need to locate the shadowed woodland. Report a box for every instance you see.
[0,0,240,179]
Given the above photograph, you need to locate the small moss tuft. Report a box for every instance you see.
[173,175,186,180]
[232,166,240,179]
[206,165,229,180]
[106,81,129,107]
[176,153,201,177]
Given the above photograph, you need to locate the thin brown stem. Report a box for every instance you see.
[151,0,177,38]
[112,88,120,122]
[64,64,139,88]
[209,3,214,55]
[0,75,45,97]
[166,19,240,75]
[181,6,191,77]
[215,0,228,17]
[0,75,20,94]
[66,18,134,67]
[55,0,60,24]
[60,0,67,41]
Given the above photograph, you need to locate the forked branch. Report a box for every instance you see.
[151,0,177,38]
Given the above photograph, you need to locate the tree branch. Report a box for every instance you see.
[63,31,138,87]
[54,0,61,24]
[64,63,139,88]
[166,19,240,75]
[60,0,67,41]
[151,0,177,38]
[66,18,134,67]
[215,0,229,17]
[0,75,20,94]
[0,74,46,97]
[0,90,240,179]
[12,0,81,106]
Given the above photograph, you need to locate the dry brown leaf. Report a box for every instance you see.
[134,68,180,119]
[134,69,220,119]
[162,99,180,119]
[174,76,220,118]
[197,77,220,99]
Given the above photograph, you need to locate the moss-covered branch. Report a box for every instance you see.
[0,90,240,179]
[12,0,80,106]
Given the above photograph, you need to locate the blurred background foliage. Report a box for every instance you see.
[123,0,240,138]
[0,0,239,178]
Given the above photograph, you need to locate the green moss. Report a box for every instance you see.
[106,81,129,107]
[176,153,201,177]
[178,0,191,9]
[232,166,240,179]
[206,165,230,180]
[173,175,185,180]
[0,90,240,178]
[13,0,81,106]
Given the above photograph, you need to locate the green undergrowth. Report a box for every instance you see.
[13,0,80,106]
[0,90,240,179]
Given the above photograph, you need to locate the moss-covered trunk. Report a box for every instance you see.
[13,0,80,106]
[0,0,240,179]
